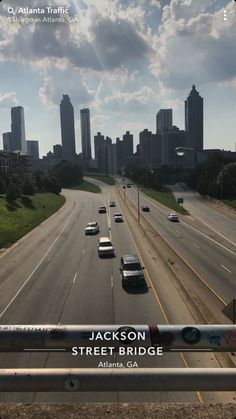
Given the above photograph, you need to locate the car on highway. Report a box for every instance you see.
[114,213,123,222]
[85,222,99,235]
[141,205,150,212]
[120,255,146,288]
[97,237,115,257]
[98,206,107,213]
[127,184,131,188]
[109,201,116,207]
[167,213,179,222]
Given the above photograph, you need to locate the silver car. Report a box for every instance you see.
[85,222,99,235]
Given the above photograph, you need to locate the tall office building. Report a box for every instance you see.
[185,84,203,150]
[2,132,12,151]
[156,109,172,132]
[94,132,104,160]
[11,106,27,152]
[53,144,63,159]
[80,108,92,162]
[27,140,39,159]
[60,95,76,160]
[123,131,133,158]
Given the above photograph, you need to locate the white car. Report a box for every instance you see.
[85,222,99,235]
[167,213,179,222]
[114,213,123,222]
[97,237,115,257]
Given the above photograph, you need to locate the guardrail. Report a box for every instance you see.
[0,369,236,392]
[0,325,235,352]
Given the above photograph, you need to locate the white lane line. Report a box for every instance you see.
[191,213,236,248]
[82,248,85,256]
[73,272,78,283]
[181,220,236,257]
[220,264,232,274]
[193,242,199,249]
[111,276,114,288]
[0,201,78,319]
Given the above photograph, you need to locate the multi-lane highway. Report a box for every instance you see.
[121,180,236,307]
[0,179,235,403]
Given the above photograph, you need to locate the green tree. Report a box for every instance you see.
[22,176,35,195]
[6,182,20,203]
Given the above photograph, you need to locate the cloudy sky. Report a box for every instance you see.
[0,0,235,157]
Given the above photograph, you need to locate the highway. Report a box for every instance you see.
[0,180,235,403]
[121,181,236,306]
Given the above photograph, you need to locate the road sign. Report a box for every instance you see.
[177,197,184,204]
[222,299,236,324]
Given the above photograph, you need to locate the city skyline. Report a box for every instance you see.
[0,0,235,156]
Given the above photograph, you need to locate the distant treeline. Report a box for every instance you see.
[0,160,83,203]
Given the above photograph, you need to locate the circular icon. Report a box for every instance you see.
[181,327,201,345]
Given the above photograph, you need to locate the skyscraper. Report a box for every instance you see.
[60,95,76,160]
[80,108,91,162]
[156,109,172,132]
[123,131,133,158]
[2,132,12,151]
[185,85,203,150]
[11,106,27,152]
[27,140,39,159]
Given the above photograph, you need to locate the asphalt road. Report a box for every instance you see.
[120,181,236,306]
[0,186,198,403]
[0,181,234,403]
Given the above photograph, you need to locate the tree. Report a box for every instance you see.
[51,160,83,187]
[22,176,35,195]
[6,182,20,203]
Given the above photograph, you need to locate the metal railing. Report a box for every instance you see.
[0,324,235,392]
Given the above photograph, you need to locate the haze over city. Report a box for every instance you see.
[0,0,236,157]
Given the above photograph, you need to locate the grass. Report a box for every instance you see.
[87,174,115,185]
[223,199,236,211]
[0,193,65,249]
[140,186,189,215]
[68,180,101,193]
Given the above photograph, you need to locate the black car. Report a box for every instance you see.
[142,205,150,212]
[109,201,116,207]
[98,206,107,213]
[120,255,146,288]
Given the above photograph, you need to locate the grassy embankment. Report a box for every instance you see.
[140,186,189,215]
[68,180,101,193]
[87,175,115,185]
[0,193,65,249]
[223,199,236,211]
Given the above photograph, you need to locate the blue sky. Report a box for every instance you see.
[0,0,235,157]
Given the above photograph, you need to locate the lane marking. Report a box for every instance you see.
[220,264,232,274]
[189,212,236,248]
[118,192,203,403]
[111,275,114,288]
[181,220,236,257]
[73,272,78,283]
[193,242,199,249]
[82,248,85,256]
[119,187,227,306]
[0,201,78,319]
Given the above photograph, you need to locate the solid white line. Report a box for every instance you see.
[193,242,199,249]
[181,220,236,257]
[111,276,114,288]
[82,248,85,256]
[0,201,78,319]
[220,264,232,274]
[73,272,78,283]
[190,213,236,248]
